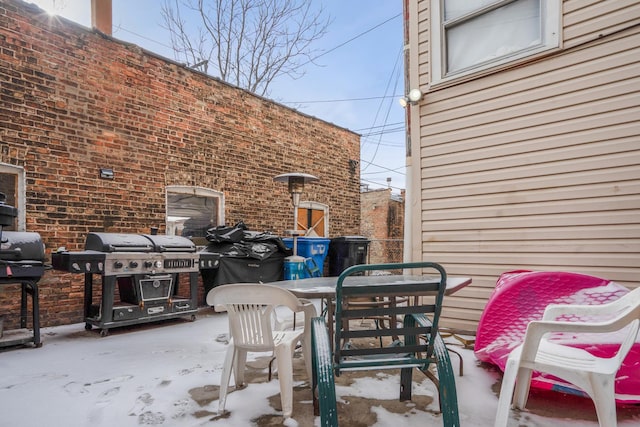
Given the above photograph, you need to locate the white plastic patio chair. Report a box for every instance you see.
[494,287,640,427]
[206,283,317,419]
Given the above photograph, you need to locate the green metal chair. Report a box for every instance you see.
[311,262,460,426]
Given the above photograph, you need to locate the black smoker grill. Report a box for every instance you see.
[0,194,46,348]
[52,232,200,336]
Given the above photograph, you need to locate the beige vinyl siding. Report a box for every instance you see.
[414,1,640,332]
[416,1,431,88]
[564,0,640,48]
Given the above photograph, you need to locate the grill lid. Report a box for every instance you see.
[142,234,196,253]
[0,231,46,261]
[84,232,196,253]
[85,233,154,253]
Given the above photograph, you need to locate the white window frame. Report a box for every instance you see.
[165,185,224,238]
[430,0,561,84]
[0,163,26,231]
[299,201,329,237]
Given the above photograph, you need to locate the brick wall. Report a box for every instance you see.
[361,189,404,264]
[361,189,390,240]
[0,0,361,328]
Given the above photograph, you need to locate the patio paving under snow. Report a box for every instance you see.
[1,301,639,427]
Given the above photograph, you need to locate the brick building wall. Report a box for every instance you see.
[0,0,361,328]
[360,189,404,264]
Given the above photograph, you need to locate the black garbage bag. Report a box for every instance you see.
[205,221,247,243]
[204,241,282,260]
[243,231,292,255]
[203,223,290,260]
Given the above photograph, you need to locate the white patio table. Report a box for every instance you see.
[267,274,472,349]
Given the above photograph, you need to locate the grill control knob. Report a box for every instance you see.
[114,261,123,269]
[155,260,162,269]
[144,260,154,268]
[129,261,139,268]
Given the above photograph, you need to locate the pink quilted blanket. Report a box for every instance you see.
[474,270,640,403]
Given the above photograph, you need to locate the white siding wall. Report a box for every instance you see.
[413,0,640,331]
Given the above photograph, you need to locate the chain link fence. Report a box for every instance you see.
[367,239,404,265]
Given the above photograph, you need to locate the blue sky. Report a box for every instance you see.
[29,0,407,193]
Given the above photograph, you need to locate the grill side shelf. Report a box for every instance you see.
[51,251,106,274]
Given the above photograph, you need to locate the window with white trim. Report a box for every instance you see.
[0,163,26,231]
[166,186,224,245]
[431,0,560,83]
[297,201,329,237]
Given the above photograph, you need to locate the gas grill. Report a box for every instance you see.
[52,232,200,336]
[0,193,45,348]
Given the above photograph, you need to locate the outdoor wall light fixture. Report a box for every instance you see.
[399,88,423,107]
[349,159,359,174]
[99,168,114,179]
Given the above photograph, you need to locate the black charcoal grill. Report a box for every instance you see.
[0,232,46,279]
[0,193,45,347]
[52,231,200,336]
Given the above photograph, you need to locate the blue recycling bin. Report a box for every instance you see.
[282,237,330,278]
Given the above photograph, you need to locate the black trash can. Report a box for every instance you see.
[328,236,370,276]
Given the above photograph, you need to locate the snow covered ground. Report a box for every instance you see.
[1,301,638,427]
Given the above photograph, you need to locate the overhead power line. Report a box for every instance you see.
[361,139,404,149]
[362,168,405,177]
[361,125,405,137]
[281,95,401,104]
[355,121,403,132]
[113,25,174,52]
[300,13,402,67]
[360,159,405,175]
[360,45,403,171]
[361,177,405,191]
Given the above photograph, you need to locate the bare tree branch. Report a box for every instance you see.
[161,0,330,96]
